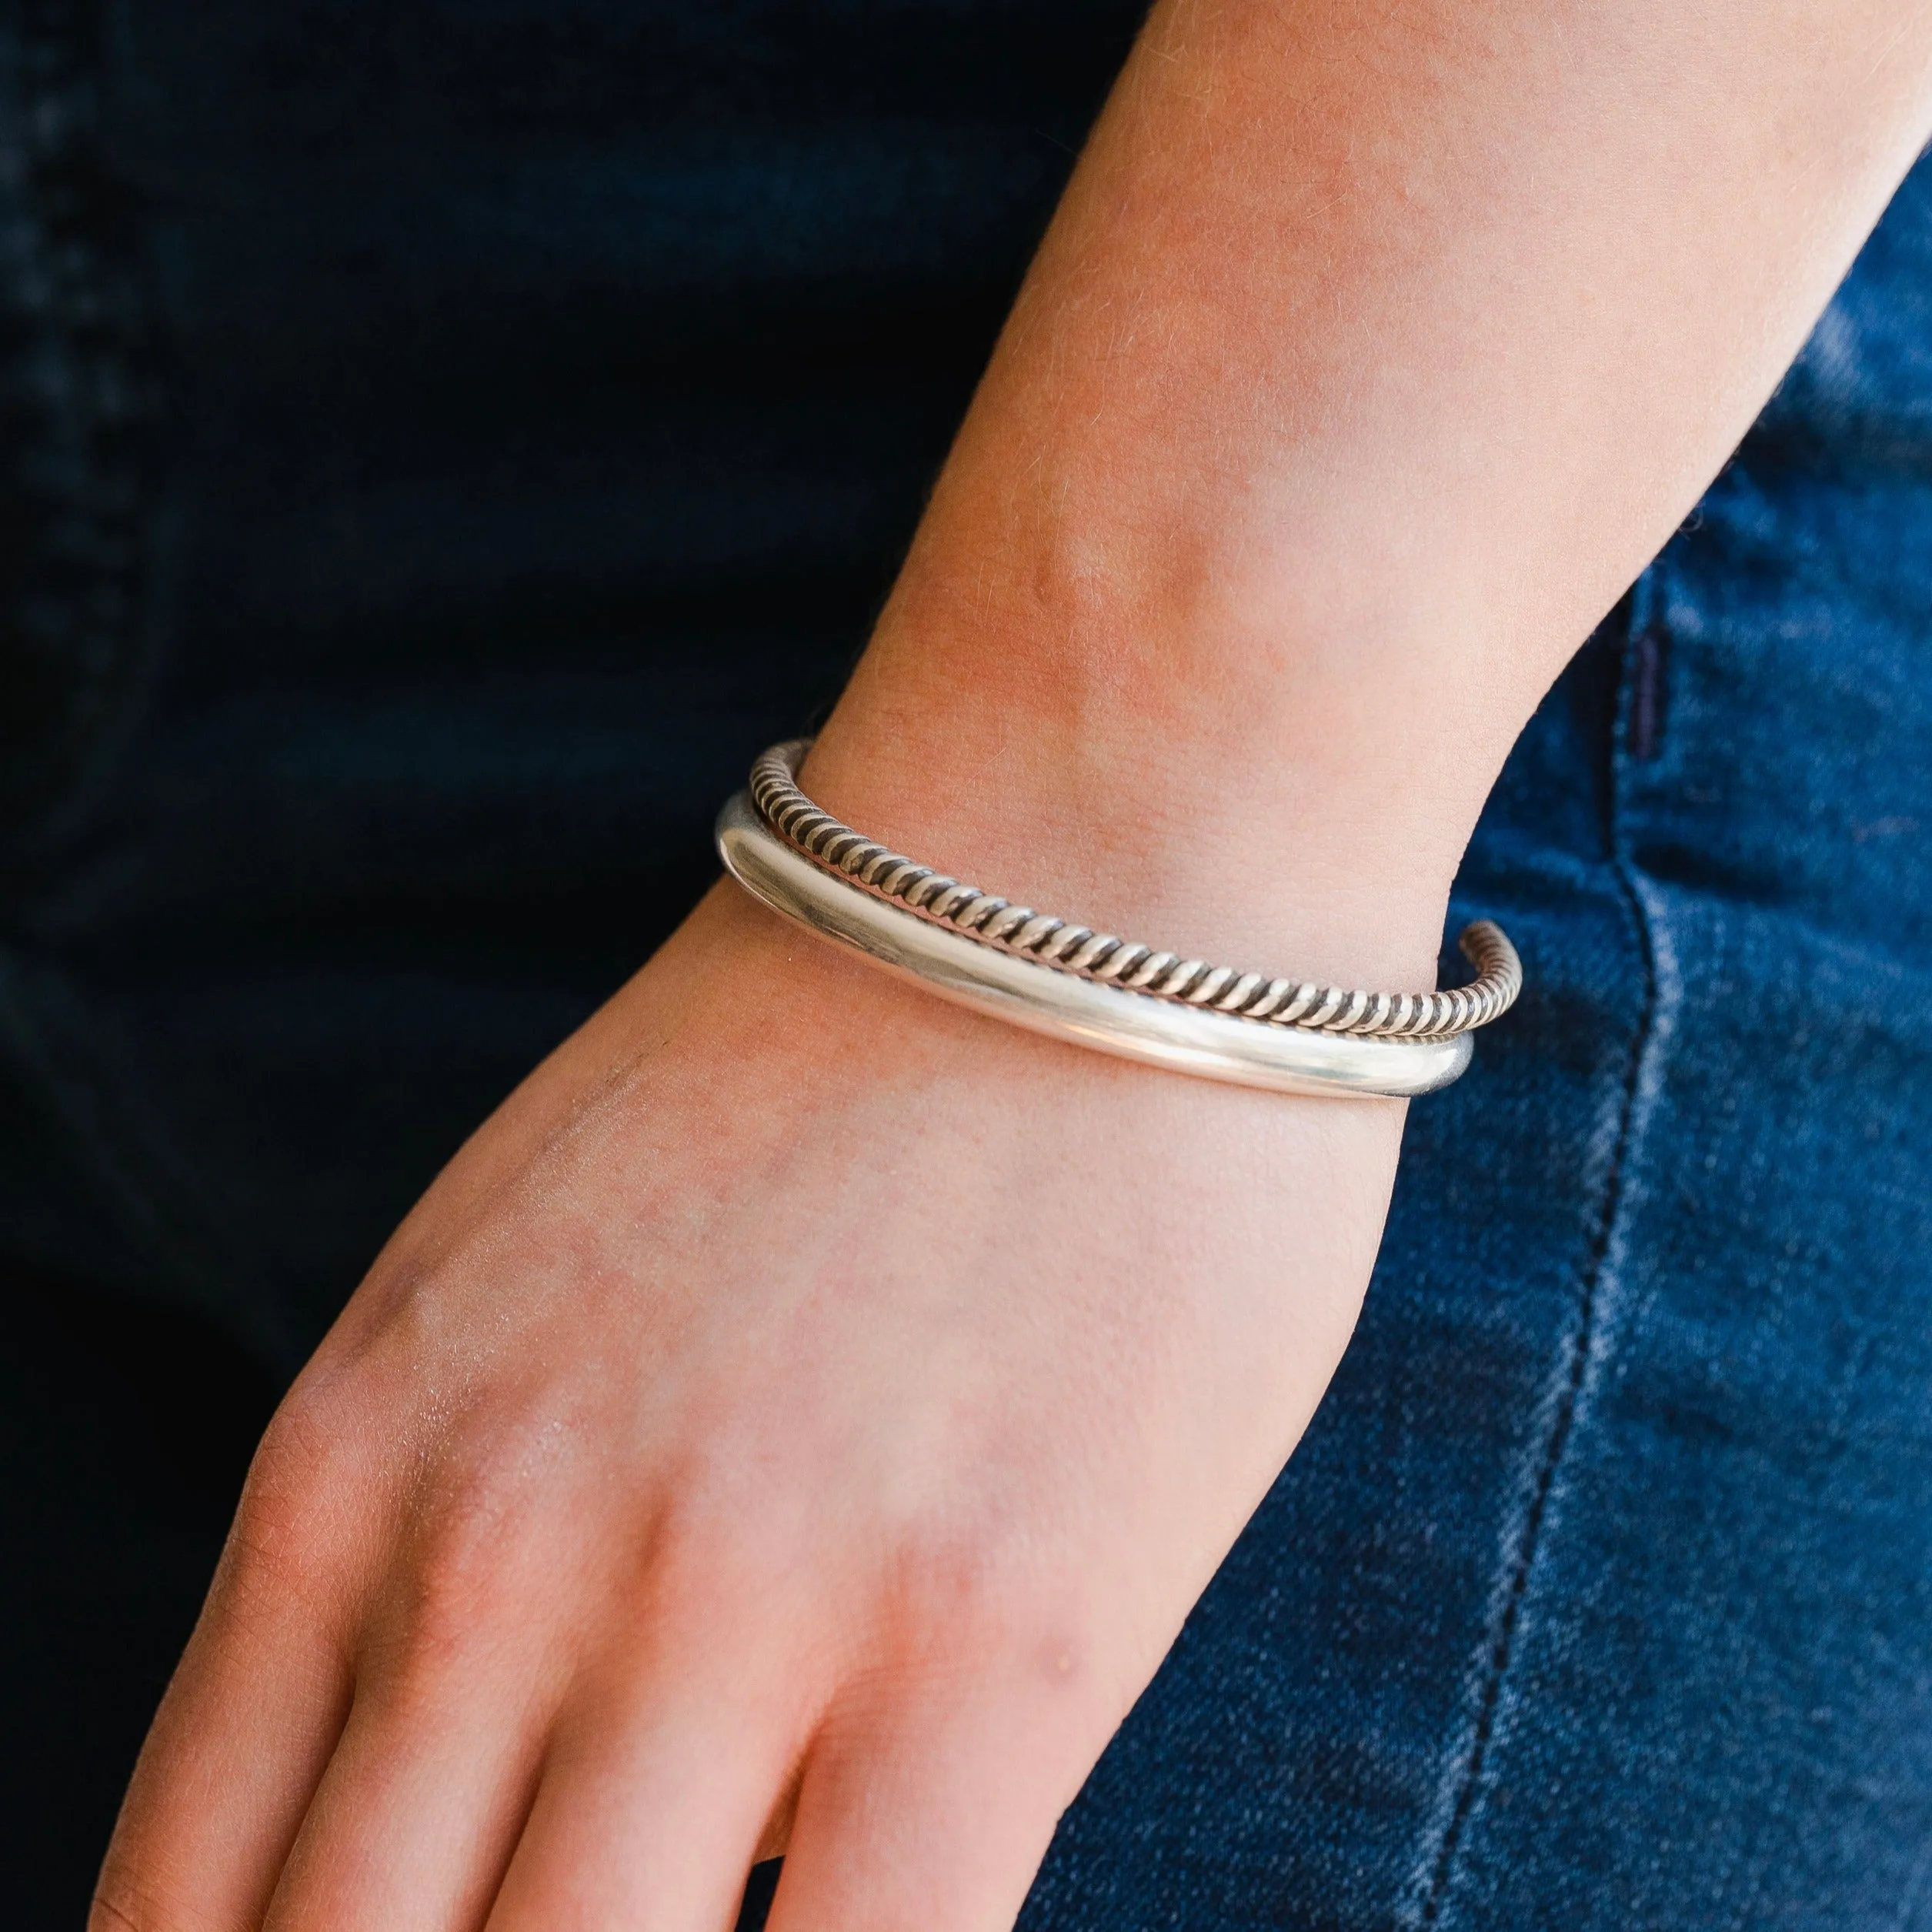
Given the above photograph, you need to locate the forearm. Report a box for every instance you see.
[809,0,1932,985]
[102,19,1932,1927]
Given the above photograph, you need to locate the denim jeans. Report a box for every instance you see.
[2,5,1928,1927]
[1023,185,1932,1924]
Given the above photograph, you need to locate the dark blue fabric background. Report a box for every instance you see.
[0,0,1141,1362]
[2,3,1928,1927]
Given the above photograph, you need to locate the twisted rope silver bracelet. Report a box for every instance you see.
[716,739,1522,1099]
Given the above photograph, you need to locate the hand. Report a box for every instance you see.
[95,880,1407,1932]
[100,0,1925,1907]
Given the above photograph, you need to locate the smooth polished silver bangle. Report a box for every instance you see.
[716,739,1521,1100]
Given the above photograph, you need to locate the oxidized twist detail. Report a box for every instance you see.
[748,740,1521,1040]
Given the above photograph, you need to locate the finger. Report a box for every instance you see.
[252,1403,605,1932]
[764,1662,1107,1932]
[255,1630,562,1932]
[484,1670,805,1932]
[93,1477,358,1932]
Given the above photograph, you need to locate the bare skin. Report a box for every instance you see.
[97,4,1932,1929]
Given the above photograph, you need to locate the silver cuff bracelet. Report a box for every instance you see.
[716,739,1521,1100]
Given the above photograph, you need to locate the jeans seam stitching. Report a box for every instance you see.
[1410,610,1664,1929]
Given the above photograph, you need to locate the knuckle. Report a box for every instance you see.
[403,1514,513,1656]
[886,1502,1039,1648]
[250,1373,363,1509]
[879,1516,1107,1717]
[232,1388,362,1568]
[645,1479,762,1599]
[214,1370,392,1631]
[369,1420,562,1687]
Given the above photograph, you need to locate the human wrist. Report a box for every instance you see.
[802,583,1503,996]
